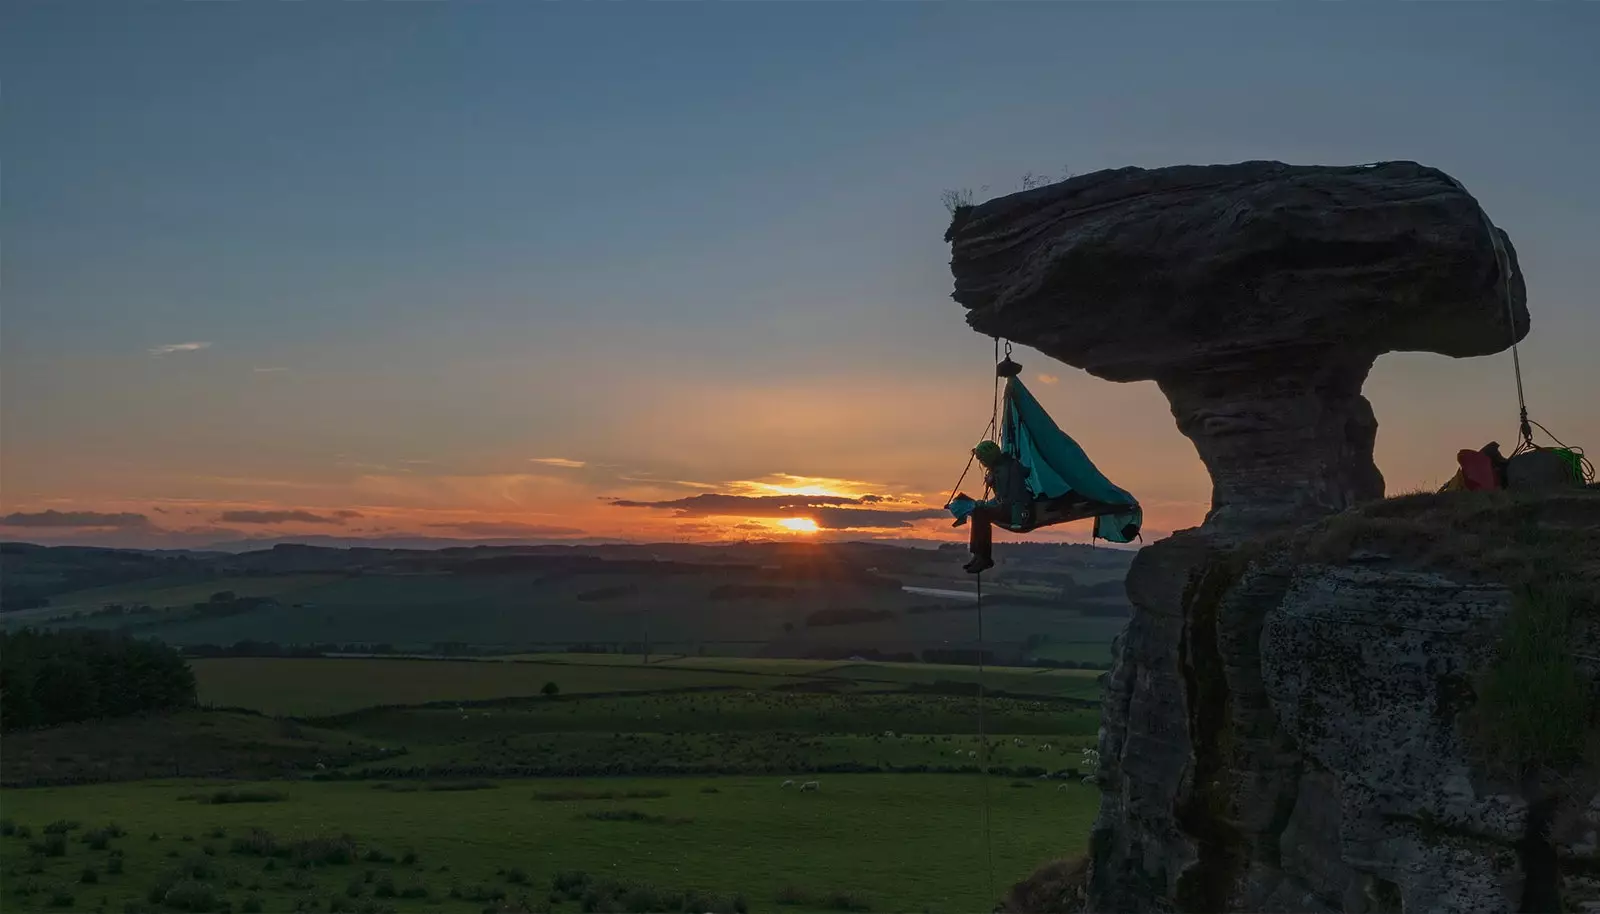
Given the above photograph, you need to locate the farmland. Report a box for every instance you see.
[2,541,1133,668]
[191,655,1107,717]
[1,541,1126,911]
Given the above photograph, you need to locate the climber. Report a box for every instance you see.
[953,440,1033,575]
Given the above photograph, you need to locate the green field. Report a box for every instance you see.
[3,575,343,623]
[0,775,1098,913]
[193,658,795,717]
[193,655,1106,717]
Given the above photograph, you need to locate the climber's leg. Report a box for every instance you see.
[965,506,997,574]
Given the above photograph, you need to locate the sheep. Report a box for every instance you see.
[781,780,795,788]
[968,750,977,759]
[315,762,326,771]
[1057,783,1070,791]
[799,781,820,792]
[883,730,896,738]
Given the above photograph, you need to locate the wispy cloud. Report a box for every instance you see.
[425,520,586,537]
[217,509,354,525]
[608,492,944,530]
[1036,373,1060,385]
[149,342,212,356]
[253,366,289,373]
[529,457,586,469]
[0,509,152,529]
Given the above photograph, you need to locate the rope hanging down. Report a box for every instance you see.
[976,337,1004,905]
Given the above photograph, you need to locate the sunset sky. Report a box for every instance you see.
[3,3,1597,550]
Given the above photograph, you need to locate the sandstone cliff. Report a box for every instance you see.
[947,161,1598,913]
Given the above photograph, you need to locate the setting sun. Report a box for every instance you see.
[776,517,820,533]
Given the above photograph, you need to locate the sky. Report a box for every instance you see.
[3,2,1597,551]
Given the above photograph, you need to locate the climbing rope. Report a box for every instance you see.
[1452,178,1594,483]
[973,337,1003,906]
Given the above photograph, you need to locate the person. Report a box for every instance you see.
[955,440,1033,574]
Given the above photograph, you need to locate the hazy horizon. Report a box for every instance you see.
[5,3,1597,551]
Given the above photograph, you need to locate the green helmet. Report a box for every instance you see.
[973,440,1002,464]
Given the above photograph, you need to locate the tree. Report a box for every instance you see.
[540,681,560,697]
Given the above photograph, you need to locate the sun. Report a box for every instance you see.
[776,517,819,534]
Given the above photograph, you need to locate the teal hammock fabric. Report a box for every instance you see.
[1002,376,1142,543]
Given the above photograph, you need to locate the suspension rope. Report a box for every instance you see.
[974,337,1003,906]
[1444,175,1535,450]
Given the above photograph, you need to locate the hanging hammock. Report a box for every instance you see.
[946,351,1143,544]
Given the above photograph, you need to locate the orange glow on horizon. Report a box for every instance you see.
[776,517,820,534]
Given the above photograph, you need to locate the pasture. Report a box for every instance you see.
[0,774,1100,913]
[192,657,791,717]
[194,655,1107,717]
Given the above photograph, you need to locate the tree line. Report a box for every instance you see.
[0,628,196,731]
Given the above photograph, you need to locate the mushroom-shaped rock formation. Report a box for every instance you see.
[945,160,1528,532]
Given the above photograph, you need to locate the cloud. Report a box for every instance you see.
[253,366,289,373]
[1036,373,1060,385]
[807,506,948,529]
[424,521,586,537]
[217,509,352,525]
[608,492,946,530]
[529,457,586,469]
[333,510,364,519]
[0,510,152,529]
[149,342,212,356]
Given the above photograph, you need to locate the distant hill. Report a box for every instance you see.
[0,539,1136,667]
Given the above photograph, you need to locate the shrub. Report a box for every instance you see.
[30,835,67,857]
[822,890,872,912]
[44,819,81,835]
[231,828,282,858]
[163,880,221,913]
[580,809,691,825]
[49,889,76,908]
[242,898,264,914]
[12,878,42,898]
[1,818,14,836]
[1473,584,1597,773]
[346,878,366,898]
[208,826,228,839]
[16,824,33,838]
[700,786,721,794]
[506,868,529,885]
[107,853,125,875]
[291,834,358,866]
[199,789,286,805]
[84,828,114,850]
[400,884,430,900]
[364,848,396,864]
[424,780,497,792]
[552,870,592,899]
[81,866,100,884]
[374,876,397,898]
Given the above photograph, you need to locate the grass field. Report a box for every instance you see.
[192,658,795,717]
[1,575,343,624]
[194,655,1107,717]
[0,774,1099,913]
